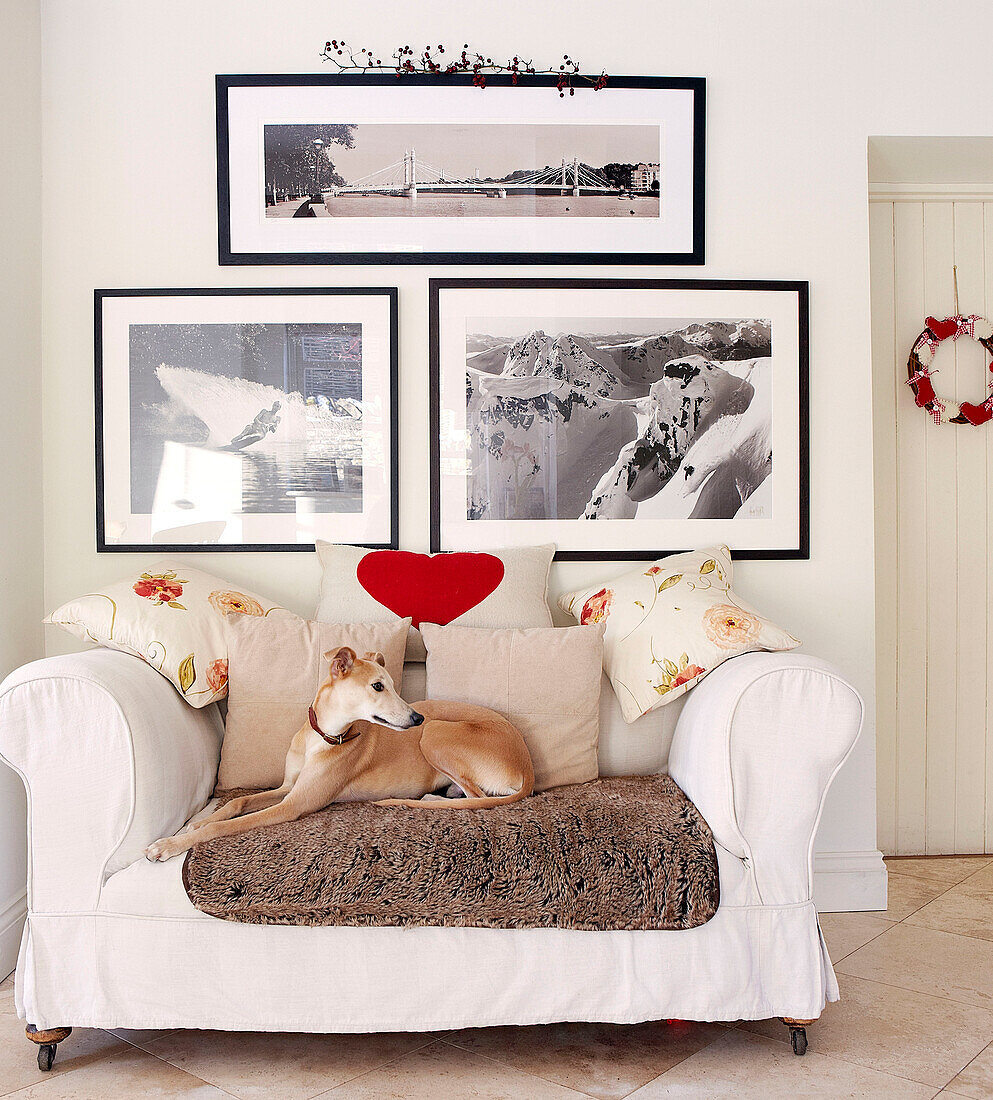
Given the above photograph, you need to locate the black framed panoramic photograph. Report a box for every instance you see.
[216,73,704,265]
[430,279,808,561]
[95,287,398,552]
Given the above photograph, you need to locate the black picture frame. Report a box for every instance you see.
[429,277,809,562]
[95,286,400,553]
[216,73,705,266]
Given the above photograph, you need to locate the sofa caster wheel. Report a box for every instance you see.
[25,1025,71,1071]
[781,1017,812,1056]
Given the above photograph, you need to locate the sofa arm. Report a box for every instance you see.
[0,649,222,912]
[667,652,863,906]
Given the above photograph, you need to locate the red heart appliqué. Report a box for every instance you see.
[926,316,958,341]
[960,400,993,426]
[356,551,505,628]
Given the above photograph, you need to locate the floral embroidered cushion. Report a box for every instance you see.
[314,542,555,661]
[558,547,800,723]
[45,562,287,707]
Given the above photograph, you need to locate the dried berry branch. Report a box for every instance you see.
[320,40,608,95]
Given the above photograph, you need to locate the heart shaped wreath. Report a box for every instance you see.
[907,314,993,424]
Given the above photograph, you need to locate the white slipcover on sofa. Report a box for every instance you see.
[0,646,862,1061]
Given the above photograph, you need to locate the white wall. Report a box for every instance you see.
[0,0,43,977]
[38,0,993,906]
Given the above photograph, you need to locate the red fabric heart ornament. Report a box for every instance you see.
[356,551,505,627]
[959,399,993,426]
[911,376,936,408]
[926,316,958,341]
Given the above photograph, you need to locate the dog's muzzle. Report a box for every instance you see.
[374,710,424,729]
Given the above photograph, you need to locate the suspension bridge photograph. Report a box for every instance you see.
[263,122,662,219]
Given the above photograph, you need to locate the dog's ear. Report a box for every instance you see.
[325,646,356,679]
[363,651,387,668]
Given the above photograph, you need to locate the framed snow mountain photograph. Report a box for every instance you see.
[216,74,704,265]
[95,287,398,552]
[430,278,808,560]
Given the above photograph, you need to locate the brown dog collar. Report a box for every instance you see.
[308,706,362,747]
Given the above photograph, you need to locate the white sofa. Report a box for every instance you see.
[0,646,863,1067]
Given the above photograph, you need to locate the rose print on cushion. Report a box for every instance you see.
[206,658,228,693]
[580,587,613,625]
[652,652,707,698]
[671,662,706,689]
[209,590,265,617]
[703,604,762,649]
[133,570,187,609]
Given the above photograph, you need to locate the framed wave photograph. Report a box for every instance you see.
[216,73,704,265]
[95,287,398,552]
[430,278,808,561]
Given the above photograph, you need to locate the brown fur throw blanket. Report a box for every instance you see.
[183,775,719,931]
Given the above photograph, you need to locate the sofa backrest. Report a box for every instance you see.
[399,662,684,778]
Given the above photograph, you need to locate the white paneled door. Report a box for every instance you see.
[871,191,993,855]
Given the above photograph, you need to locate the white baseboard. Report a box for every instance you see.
[814,850,887,913]
[0,890,27,981]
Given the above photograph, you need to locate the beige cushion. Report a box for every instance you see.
[558,546,800,723]
[218,616,410,790]
[315,542,554,661]
[45,561,286,707]
[421,623,603,792]
[401,661,683,779]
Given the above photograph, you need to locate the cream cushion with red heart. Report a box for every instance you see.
[314,543,555,660]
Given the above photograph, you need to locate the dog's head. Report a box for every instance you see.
[314,646,424,731]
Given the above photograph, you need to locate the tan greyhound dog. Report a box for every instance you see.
[144,646,534,862]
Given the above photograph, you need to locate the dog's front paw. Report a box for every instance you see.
[145,838,180,862]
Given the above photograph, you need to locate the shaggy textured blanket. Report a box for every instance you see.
[182,775,719,931]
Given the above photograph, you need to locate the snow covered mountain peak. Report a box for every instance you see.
[503,329,629,399]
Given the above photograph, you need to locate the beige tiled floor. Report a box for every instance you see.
[4,856,993,1098]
